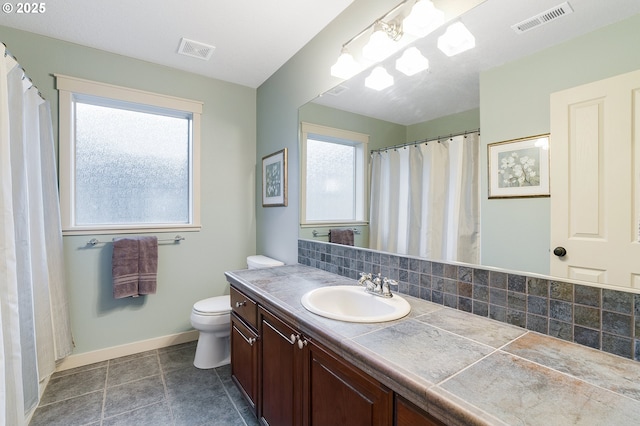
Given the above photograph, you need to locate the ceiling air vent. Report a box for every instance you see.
[326,85,348,96]
[177,38,215,61]
[511,2,574,34]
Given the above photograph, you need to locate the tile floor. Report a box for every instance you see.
[29,341,259,426]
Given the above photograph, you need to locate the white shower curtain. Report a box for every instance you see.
[370,133,480,263]
[1,46,73,425]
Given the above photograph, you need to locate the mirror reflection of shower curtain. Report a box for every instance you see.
[369,133,480,263]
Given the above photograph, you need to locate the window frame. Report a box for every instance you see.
[56,74,203,235]
[300,122,369,227]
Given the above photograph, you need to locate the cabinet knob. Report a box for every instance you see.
[248,337,256,346]
[297,338,308,350]
[235,301,246,308]
[290,334,299,345]
[553,247,567,257]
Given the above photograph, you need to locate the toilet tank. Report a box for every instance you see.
[247,255,284,269]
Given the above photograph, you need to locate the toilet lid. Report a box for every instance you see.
[193,295,231,315]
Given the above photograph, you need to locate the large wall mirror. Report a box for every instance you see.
[299,0,640,290]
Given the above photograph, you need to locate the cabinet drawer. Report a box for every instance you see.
[231,314,258,412]
[230,286,257,329]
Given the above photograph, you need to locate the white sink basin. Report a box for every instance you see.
[300,285,411,323]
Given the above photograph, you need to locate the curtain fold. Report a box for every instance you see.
[369,133,480,263]
[1,46,73,425]
[1,45,26,426]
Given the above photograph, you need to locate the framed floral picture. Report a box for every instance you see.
[488,134,550,198]
[262,148,288,207]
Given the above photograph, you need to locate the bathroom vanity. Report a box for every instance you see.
[226,265,640,425]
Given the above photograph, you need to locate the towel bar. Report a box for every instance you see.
[86,235,185,246]
[312,228,360,238]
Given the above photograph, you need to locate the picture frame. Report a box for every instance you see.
[488,134,550,199]
[262,148,288,207]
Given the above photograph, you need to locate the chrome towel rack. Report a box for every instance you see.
[312,228,360,238]
[86,235,185,246]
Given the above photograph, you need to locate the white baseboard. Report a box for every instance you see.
[55,330,199,372]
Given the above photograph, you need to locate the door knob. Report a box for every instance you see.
[553,247,567,257]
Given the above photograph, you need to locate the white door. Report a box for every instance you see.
[550,69,640,289]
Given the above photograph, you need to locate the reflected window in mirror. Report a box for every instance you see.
[300,122,368,225]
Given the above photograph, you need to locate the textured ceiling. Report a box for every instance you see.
[313,0,640,125]
[0,0,355,88]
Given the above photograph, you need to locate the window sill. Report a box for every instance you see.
[62,224,202,236]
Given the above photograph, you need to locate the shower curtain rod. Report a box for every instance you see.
[2,42,45,101]
[370,128,480,154]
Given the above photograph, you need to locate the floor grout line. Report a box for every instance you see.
[99,359,110,426]
[157,349,177,426]
[214,367,250,426]
[31,343,252,426]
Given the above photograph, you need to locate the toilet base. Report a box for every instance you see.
[193,332,230,369]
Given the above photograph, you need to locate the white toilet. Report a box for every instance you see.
[247,254,284,269]
[190,255,283,369]
[190,295,232,369]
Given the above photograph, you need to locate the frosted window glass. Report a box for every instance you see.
[74,102,190,225]
[306,138,355,221]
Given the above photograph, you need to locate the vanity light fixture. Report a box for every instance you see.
[402,0,445,38]
[437,22,476,57]
[330,48,362,80]
[331,0,446,81]
[395,47,429,76]
[365,66,394,91]
[362,21,403,62]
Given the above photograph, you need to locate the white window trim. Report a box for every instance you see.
[300,122,369,226]
[56,74,203,235]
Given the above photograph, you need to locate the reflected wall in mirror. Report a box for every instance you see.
[299,0,640,290]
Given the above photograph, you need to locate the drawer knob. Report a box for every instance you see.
[235,301,247,308]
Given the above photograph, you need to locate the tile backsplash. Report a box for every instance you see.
[298,239,640,361]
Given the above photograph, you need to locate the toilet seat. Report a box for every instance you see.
[192,295,231,316]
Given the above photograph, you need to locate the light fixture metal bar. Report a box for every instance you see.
[341,0,410,49]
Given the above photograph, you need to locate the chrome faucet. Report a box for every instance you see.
[358,272,398,298]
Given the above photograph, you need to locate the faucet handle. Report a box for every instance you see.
[383,278,398,286]
[358,272,372,286]
[382,278,398,297]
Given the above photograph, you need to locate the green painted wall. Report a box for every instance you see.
[260,3,640,277]
[299,102,407,151]
[1,26,257,354]
[406,108,480,142]
[256,0,401,264]
[480,14,640,275]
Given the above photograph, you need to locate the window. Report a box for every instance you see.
[300,122,368,225]
[56,75,202,234]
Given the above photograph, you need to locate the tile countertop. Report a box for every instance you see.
[225,265,640,426]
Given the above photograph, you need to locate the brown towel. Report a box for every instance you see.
[138,236,158,295]
[329,228,354,246]
[112,236,158,298]
[112,238,140,299]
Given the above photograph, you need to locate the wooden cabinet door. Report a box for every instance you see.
[395,395,444,426]
[230,314,258,412]
[259,308,302,426]
[304,342,392,426]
